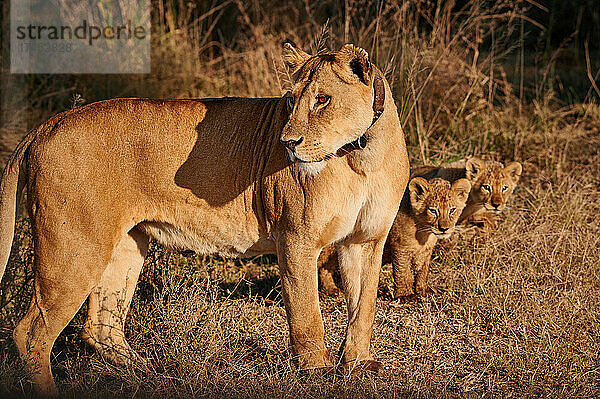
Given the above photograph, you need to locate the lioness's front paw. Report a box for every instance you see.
[343,359,383,376]
[296,348,335,371]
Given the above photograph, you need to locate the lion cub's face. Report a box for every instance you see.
[465,157,522,213]
[409,177,471,239]
[280,43,377,174]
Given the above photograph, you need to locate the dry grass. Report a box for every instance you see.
[1,0,600,397]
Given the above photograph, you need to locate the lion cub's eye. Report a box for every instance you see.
[481,184,491,192]
[502,185,509,192]
[449,207,457,215]
[427,207,438,216]
[315,95,331,107]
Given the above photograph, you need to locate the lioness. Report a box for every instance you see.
[0,43,409,395]
[411,157,522,232]
[317,177,470,299]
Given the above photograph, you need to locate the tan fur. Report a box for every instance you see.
[0,43,409,395]
[411,157,522,231]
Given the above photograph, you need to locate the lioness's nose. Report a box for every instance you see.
[281,136,303,151]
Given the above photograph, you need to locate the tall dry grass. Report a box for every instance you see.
[1,0,600,397]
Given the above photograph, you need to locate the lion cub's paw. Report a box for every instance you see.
[392,293,418,304]
[319,286,342,298]
[415,284,438,297]
[393,285,415,301]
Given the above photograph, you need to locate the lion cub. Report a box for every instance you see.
[387,177,470,299]
[412,157,522,232]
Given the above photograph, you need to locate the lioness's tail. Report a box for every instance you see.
[0,134,33,282]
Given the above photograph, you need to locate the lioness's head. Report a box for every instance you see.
[465,157,522,213]
[409,177,471,239]
[281,42,381,174]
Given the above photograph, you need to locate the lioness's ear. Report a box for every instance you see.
[409,177,430,209]
[465,156,485,181]
[452,178,472,203]
[283,41,311,73]
[504,161,522,184]
[335,44,373,85]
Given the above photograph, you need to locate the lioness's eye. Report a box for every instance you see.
[449,207,457,215]
[482,184,491,192]
[315,95,331,106]
[502,186,509,192]
[287,96,294,111]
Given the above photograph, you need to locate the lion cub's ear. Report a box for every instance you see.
[334,44,373,85]
[409,177,430,209]
[465,156,485,181]
[452,178,472,203]
[283,41,311,73]
[504,161,522,184]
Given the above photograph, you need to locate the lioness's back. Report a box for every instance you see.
[30,97,287,194]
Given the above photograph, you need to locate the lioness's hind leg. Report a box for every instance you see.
[82,228,148,367]
[318,248,342,296]
[13,229,112,396]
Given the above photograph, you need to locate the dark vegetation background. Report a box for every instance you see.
[1,0,599,397]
